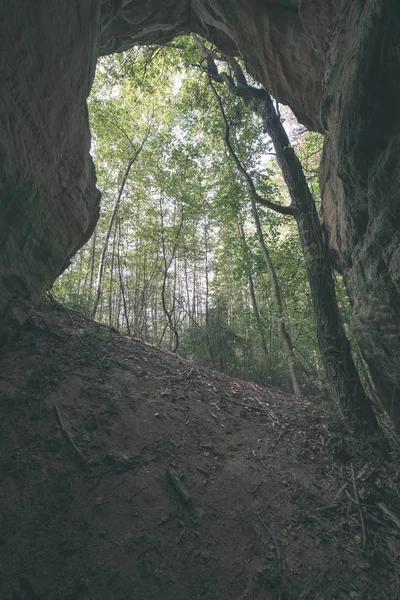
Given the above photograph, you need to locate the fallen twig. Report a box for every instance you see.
[333,465,374,504]
[166,467,191,504]
[377,502,400,531]
[251,482,262,495]
[256,512,281,561]
[333,481,349,503]
[351,462,366,550]
[196,466,210,478]
[55,406,88,470]
[316,503,341,512]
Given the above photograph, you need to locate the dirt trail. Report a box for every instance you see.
[0,300,399,599]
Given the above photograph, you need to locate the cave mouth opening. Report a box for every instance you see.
[52,38,325,396]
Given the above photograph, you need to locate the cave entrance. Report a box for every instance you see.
[52,39,324,397]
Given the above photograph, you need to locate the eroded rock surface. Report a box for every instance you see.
[320,0,400,423]
[0,1,101,340]
[0,0,399,422]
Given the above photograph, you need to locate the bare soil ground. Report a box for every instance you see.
[1,299,400,600]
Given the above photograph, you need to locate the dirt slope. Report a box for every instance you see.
[0,300,399,600]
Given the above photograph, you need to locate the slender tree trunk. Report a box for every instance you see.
[172,252,178,345]
[115,284,121,330]
[204,219,210,324]
[88,229,97,307]
[117,217,131,335]
[108,220,117,327]
[77,251,83,298]
[82,260,90,298]
[92,126,150,319]
[236,216,269,360]
[159,199,183,353]
[184,256,191,319]
[192,263,197,323]
[133,243,140,334]
[141,258,148,339]
[249,202,302,398]
[152,298,158,344]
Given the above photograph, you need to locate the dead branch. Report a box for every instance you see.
[166,467,191,504]
[351,462,367,550]
[257,512,281,561]
[55,406,88,470]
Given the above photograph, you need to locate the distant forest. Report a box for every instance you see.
[54,37,378,431]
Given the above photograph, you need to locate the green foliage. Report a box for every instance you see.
[181,300,243,373]
[52,37,335,394]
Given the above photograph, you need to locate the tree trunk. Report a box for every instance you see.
[108,219,117,327]
[236,216,269,359]
[92,126,150,319]
[258,92,378,430]
[159,198,183,353]
[204,219,210,324]
[248,202,302,399]
[88,229,97,307]
[117,217,131,335]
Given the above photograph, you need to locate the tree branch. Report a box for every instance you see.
[208,76,294,217]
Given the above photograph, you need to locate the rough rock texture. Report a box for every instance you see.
[0,1,101,340]
[0,1,399,423]
[100,0,325,130]
[320,0,400,424]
